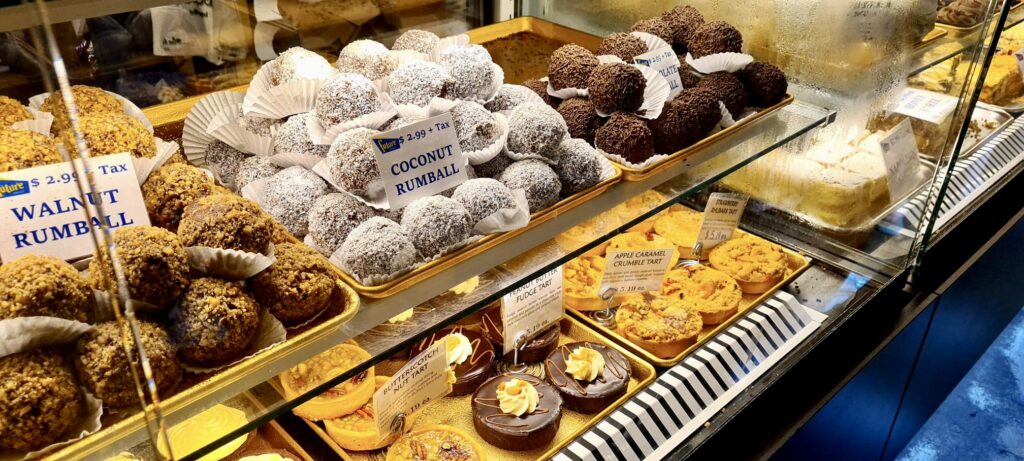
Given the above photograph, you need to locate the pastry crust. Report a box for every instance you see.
[653,209,705,260]
[387,425,485,461]
[708,236,788,294]
[615,293,703,358]
[662,264,741,325]
[280,343,375,421]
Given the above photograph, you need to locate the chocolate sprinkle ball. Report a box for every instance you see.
[314,73,381,127]
[661,5,705,51]
[548,44,598,90]
[88,226,189,309]
[485,84,543,112]
[631,17,674,45]
[506,102,567,159]
[0,349,82,451]
[597,33,647,62]
[558,97,601,144]
[273,112,329,158]
[388,61,452,106]
[338,217,418,279]
[452,178,517,226]
[335,40,396,81]
[499,159,562,213]
[595,112,654,164]
[401,196,471,258]
[651,88,721,153]
[251,243,334,326]
[688,21,743,58]
[450,101,499,152]
[553,138,602,196]
[327,127,382,197]
[738,61,787,107]
[75,320,180,408]
[474,151,512,178]
[235,155,282,191]
[393,29,440,56]
[441,44,497,101]
[263,166,330,237]
[678,61,702,88]
[178,194,273,254]
[172,278,260,366]
[695,71,747,118]
[306,193,376,256]
[523,79,561,108]
[205,140,246,189]
[588,63,645,115]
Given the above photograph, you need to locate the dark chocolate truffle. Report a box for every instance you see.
[588,63,645,115]
[557,97,601,143]
[595,112,654,164]
[688,21,743,58]
[597,33,647,62]
[662,5,705,51]
[548,44,598,90]
[523,79,561,108]
[678,60,702,88]
[738,61,788,107]
[653,88,720,151]
[695,71,748,118]
[630,17,674,45]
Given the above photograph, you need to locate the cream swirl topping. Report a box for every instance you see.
[497,378,540,416]
[565,346,605,382]
[441,332,473,366]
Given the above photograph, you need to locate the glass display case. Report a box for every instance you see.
[0,0,1017,460]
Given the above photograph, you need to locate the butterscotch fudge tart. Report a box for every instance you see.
[708,236,788,294]
[662,264,742,325]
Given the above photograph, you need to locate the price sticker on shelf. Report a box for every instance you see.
[370,113,468,209]
[695,192,748,256]
[634,48,683,99]
[879,118,923,199]
[888,88,958,125]
[0,152,148,262]
[373,340,450,437]
[600,248,675,294]
[501,267,563,353]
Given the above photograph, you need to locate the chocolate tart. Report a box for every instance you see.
[544,342,631,414]
[409,326,495,396]
[479,304,560,363]
[471,373,563,451]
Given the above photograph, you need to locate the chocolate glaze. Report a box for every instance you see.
[479,305,560,363]
[471,372,563,451]
[544,341,631,414]
[409,326,495,396]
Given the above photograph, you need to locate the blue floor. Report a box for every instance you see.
[897,307,1024,461]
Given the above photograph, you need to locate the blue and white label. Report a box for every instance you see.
[879,119,923,200]
[371,113,468,209]
[889,88,958,125]
[635,48,683,99]
[0,153,149,262]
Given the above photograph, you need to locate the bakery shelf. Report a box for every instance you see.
[909,5,1024,77]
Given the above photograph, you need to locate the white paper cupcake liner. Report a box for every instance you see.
[242,61,324,119]
[391,49,430,67]
[30,90,153,133]
[473,189,530,234]
[685,52,754,74]
[185,244,276,280]
[329,235,482,286]
[0,317,92,358]
[433,34,471,62]
[133,138,180,184]
[597,146,670,170]
[631,31,673,54]
[0,391,103,461]
[306,91,396,146]
[182,90,246,164]
[240,177,268,202]
[630,32,684,100]
[309,160,390,210]
[10,108,54,135]
[717,101,736,128]
[179,310,287,373]
[394,97,458,121]
[595,154,617,181]
[90,289,162,322]
[592,63,670,120]
[496,88,546,117]
[269,151,326,169]
[206,110,274,156]
[504,145,560,165]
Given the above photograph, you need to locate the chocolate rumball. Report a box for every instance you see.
[479,304,560,363]
[544,342,631,414]
[409,327,495,396]
[471,373,563,451]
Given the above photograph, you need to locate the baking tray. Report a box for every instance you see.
[936,1,1022,32]
[271,315,655,461]
[566,225,811,368]
[916,27,948,49]
[235,392,317,461]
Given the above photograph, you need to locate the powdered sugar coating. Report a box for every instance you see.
[273,47,335,85]
[485,84,544,112]
[273,112,330,157]
[450,101,498,152]
[400,196,471,258]
[338,217,417,279]
[238,111,280,136]
[235,155,282,191]
[499,159,562,213]
[314,73,381,127]
[307,193,376,256]
[393,29,440,56]
[387,61,452,106]
[205,140,247,188]
[335,40,397,81]
[506,102,568,160]
[262,166,329,236]
[327,127,382,197]
[440,44,496,101]
[452,178,517,225]
[553,138,601,196]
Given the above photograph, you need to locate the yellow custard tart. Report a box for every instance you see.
[280,343,374,420]
[324,375,418,451]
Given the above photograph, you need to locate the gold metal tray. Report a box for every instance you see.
[272,315,655,461]
[916,27,948,49]
[238,392,317,461]
[566,217,811,368]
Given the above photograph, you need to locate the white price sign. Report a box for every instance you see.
[695,193,748,255]
[501,267,563,352]
[0,153,148,262]
[879,118,922,200]
[888,88,958,125]
[600,248,674,294]
[635,48,683,99]
[370,113,468,209]
[372,340,450,437]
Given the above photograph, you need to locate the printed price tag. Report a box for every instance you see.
[501,267,563,352]
[888,88,958,125]
[0,153,148,262]
[370,113,468,209]
[373,340,449,437]
[695,193,748,255]
[879,118,922,199]
[600,248,674,294]
[635,48,683,99]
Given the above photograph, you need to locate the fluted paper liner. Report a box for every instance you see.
[433,34,471,62]
[133,138,181,184]
[179,310,287,373]
[306,91,397,146]
[496,87,546,116]
[0,391,103,461]
[546,55,623,99]
[717,101,737,128]
[207,110,274,156]
[685,51,754,74]
[0,317,92,358]
[10,108,54,135]
[242,61,325,119]
[90,289,162,322]
[182,90,246,164]
[268,151,326,169]
[592,63,670,120]
[185,244,276,280]
[310,159,390,209]
[631,31,673,54]
[29,90,153,133]
[598,144,670,170]
[240,177,268,202]
[472,188,530,234]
